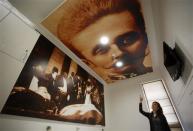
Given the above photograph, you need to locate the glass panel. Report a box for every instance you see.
[143,81,168,100]
[162,106,174,114]
[149,99,171,107]
[165,114,178,124]
[157,99,171,107]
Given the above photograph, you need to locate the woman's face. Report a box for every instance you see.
[71,11,147,81]
[152,102,159,112]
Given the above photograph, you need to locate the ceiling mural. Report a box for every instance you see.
[41,0,153,83]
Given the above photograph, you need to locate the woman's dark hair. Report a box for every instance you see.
[152,101,163,116]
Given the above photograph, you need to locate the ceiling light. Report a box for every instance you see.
[115,61,123,67]
[100,36,109,45]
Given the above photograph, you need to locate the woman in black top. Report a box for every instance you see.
[139,96,171,131]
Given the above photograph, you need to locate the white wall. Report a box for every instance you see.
[0,115,104,131]
[151,0,193,130]
[0,2,40,112]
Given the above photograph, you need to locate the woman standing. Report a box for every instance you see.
[139,96,171,131]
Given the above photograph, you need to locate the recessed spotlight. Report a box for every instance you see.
[115,61,123,67]
[100,36,109,45]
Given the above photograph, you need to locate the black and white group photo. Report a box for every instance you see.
[1,35,105,125]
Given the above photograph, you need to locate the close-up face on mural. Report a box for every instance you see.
[42,0,153,83]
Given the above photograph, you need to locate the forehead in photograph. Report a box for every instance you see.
[56,0,145,44]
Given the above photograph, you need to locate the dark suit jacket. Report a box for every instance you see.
[139,103,171,131]
[46,74,58,96]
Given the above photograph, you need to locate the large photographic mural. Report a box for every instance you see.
[1,35,105,125]
[41,0,153,83]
